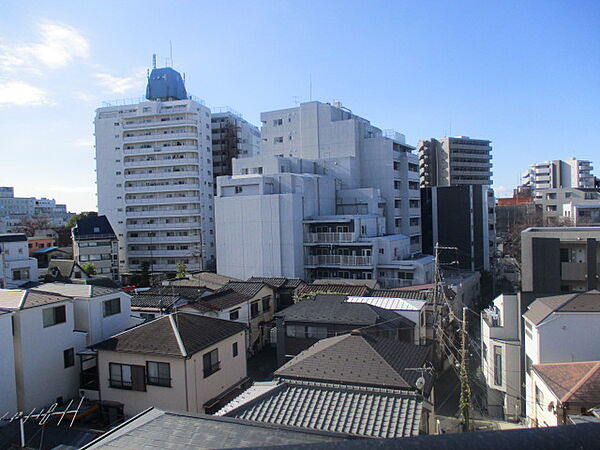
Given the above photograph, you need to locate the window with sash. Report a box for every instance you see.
[203,349,220,378]
[109,363,146,391]
[146,361,171,387]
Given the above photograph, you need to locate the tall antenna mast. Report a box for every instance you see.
[152,54,157,69]
[309,73,312,101]
[170,41,173,67]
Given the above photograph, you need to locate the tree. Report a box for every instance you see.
[66,211,98,229]
[176,261,187,279]
[16,215,51,237]
[139,261,151,287]
[81,262,97,276]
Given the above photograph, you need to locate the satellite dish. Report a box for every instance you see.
[416,377,425,391]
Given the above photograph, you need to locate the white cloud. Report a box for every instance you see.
[0,81,48,106]
[95,67,146,95]
[0,21,89,74]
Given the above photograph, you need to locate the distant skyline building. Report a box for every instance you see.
[417,136,493,187]
[215,101,433,286]
[521,158,595,193]
[95,65,215,276]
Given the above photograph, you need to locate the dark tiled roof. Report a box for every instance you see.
[194,289,252,311]
[275,333,433,392]
[82,408,348,449]
[217,281,269,298]
[0,233,27,243]
[130,294,182,309]
[0,289,70,310]
[73,215,116,239]
[248,277,305,289]
[144,285,211,301]
[369,289,445,303]
[277,294,405,327]
[296,283,371,297]
[524,290,600,325]
[225,380,423,438]
[93,312,246,357]
[533,361,600,405]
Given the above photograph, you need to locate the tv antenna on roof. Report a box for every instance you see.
[1,396,86,449]
[170,40,173,67]
[152,54,157,69]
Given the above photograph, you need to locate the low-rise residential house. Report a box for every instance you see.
[523,290,600,425]
[92,313,248,417]
[220,332,435,437]
[72,215,119,281]
[167,272,240,291]
[274,294,417,366]
[247,276,305,310]
[0,310,17,414]
[563,202,600,226]
[45,259,92,281]
[130,285,212,322]
[0,234,38,288]
[27,236,55,256]
[0,289,87,411]
[32,246,71,269]
[182,281,275,354]
[30,283,133,346]
[481,293,522,421]
[529,361,600,427]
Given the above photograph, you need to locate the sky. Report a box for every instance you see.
[0,0,599,213]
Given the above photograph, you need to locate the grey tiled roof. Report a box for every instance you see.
[248,277,304,289]
[130,294,182,309]
[225,380,423,438]
[524,290,600,325]
[217,281,268,298]
[144,285,211,301]
[82,407,348,449]
[297,284,371,297]
[0,289,70,310]
[93,312,246,357]
[193,289,252,311]
[275,333,434,393]
[369,289,445,303]
[277,294,407,328]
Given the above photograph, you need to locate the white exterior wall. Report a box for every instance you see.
[524,312,600,425]
[13,302,87,411]
[95,98,214,274]
[0,240,38,288]
[0,313,17,414]
[72,292,133,346]
[529,370,561,427]
[97,330,246,417]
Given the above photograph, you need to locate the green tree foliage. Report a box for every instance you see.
[140,261,151,287]
[176,261,187,279]
[66,211,98,229]
[81,262,97,276]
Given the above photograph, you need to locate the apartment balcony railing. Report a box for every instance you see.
[304,255,373,267]
[124,157,200,168]
[128,235,199,244]
[123,145,199,155]
[125,209,201,218]
[304,232,358,243]
[124,184,201,193]
[122,119,199,129]
[128,262,202,272]
[128,250,193,258]
[122,132,199,144]
[561,262,587,281]
[126,222,199,230]
[124,170,200,180]
[125,196,200,205]
[378,278,414,289]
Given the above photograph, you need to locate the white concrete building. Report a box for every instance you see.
[417,136,493,187]
[216,101,432,286]
[0,187,73,232]
[523,290,600,426]
[92,312,248,417]
[481,293,522,421]
[0,234,38,288]
[522,158,595,194]
[563,202,600,226]
[95,66,215,276]
[0,311,17,414]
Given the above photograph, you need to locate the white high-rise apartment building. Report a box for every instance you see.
[417,136,493,187]
[215,101,433,285]
[95,67,215,276]
[521,158,595,193]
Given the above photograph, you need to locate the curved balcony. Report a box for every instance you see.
[125,196,201,206]
[124,157,200,168]
[125,209,201,218]
[124,170,200,180]
[123,145,199,155]
[122,132,200,144]
[126,222,200,230]
[122,119,199,129]
[124,183,201,193]
[127,235,200,244]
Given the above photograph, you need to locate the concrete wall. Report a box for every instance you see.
[0,313,17,414]
[72,292,133,346]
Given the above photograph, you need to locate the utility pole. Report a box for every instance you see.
[459,306,471,432]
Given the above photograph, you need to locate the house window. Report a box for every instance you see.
[535,385,544,408]
[526,355,533,375]
[235,186,243,194]
[482,342,487,361]
[63,348,74,368]
[12,269,29,281]
[140,313,155,322]
[43,305,66,328]
[229,308,240,320]
[203,349,220,378]
[109,363,146,391]
[103,298,121,317]
[261,296,271,312]
[493,345,503,386]
[146,361,171,387]
[232,342,238,358]
[250,301,259,318]
[274,136,284,143]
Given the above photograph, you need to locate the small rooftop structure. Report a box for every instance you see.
[72,215,116,240]
[0,233,27,243]
[145,67,187,101]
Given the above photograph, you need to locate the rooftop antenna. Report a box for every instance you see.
[309,73,312,101]
[152,54,157,69]
[292,95,301,106]
[170,40,173,67]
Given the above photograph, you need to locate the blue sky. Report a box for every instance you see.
[1,0,599,212]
